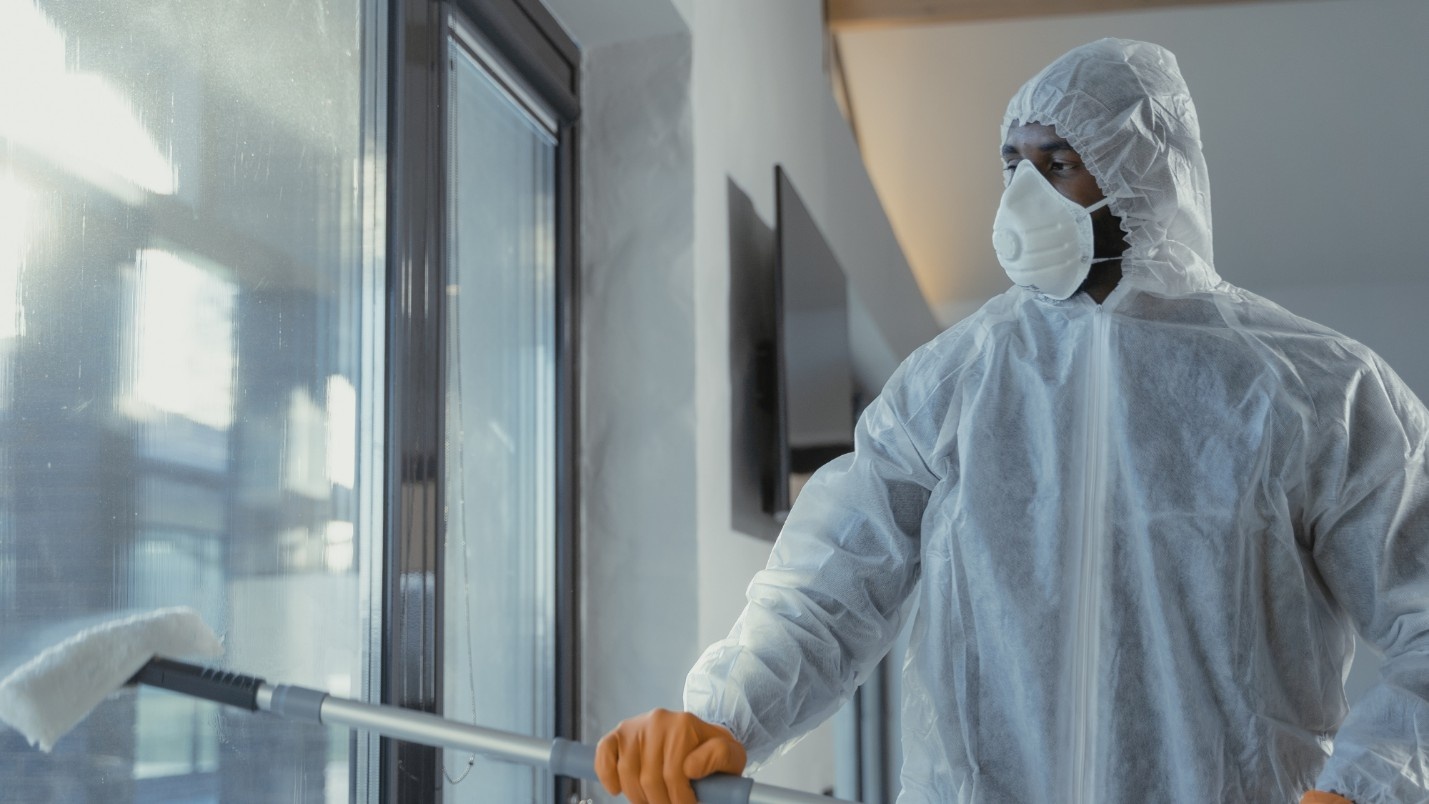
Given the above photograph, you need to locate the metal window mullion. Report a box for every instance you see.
[552,118,581,804]
[383,0,448,800]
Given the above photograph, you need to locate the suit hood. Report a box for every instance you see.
[1003,38,1220,296]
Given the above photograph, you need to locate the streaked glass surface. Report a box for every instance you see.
[0,0,373,800]
[441,34,558,804]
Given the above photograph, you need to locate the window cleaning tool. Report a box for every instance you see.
[0,608,843,804]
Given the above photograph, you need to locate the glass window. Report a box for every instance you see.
[0,0,375,801]
[440,22,559,804]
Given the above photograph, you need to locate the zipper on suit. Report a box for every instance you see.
[1071,307,1111,804]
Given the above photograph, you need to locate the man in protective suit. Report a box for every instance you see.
[596,39,1429,804]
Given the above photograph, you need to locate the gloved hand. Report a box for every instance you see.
[1300,792,1353,804]
[595,708,747,804]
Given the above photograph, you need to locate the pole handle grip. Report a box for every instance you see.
[130,657,266,712]
[549,738,755,803]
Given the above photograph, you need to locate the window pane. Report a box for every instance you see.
[442,37,557,804]
[0,0,372,801]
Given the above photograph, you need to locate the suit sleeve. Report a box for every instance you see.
[1308,356,1429,802]
[683,360,938,766]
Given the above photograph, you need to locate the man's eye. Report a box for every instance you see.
[1051,161,1077,172]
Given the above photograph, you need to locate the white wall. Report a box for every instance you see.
[542,0,939,798]
[569,20,703,797]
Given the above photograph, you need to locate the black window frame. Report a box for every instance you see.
[384,0,579,801]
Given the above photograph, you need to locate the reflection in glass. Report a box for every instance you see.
[0,0,372,801]
[442,33,558,804]
[129,249,237,432]
[0,0,176,198]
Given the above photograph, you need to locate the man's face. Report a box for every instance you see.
[1000,122,1127,259]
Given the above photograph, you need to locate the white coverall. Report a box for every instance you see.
[685,39,1429,803]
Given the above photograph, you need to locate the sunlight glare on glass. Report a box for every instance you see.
[286,387,331,499]
[325,374,357,490]
[0,0,177,197]
[323,520,355,574]
[131,249,237,430]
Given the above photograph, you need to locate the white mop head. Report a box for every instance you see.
[0,607,223,751]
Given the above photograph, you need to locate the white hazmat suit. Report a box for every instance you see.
[685,39,1429,803]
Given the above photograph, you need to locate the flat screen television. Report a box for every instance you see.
[769,165,854,520]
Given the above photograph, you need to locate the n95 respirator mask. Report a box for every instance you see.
[992,159,1113,300]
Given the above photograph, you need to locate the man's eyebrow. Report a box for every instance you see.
[1000,140,1078,157]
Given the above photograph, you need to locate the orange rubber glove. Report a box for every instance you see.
[595,708,747,804]
[1301,792,1353,804]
